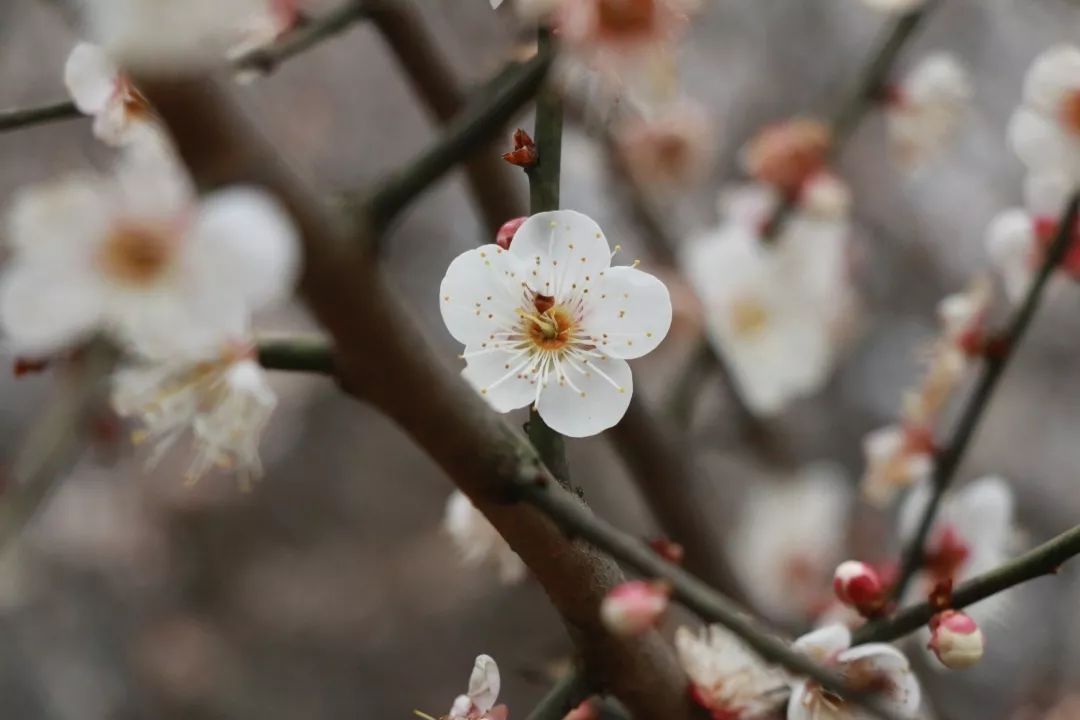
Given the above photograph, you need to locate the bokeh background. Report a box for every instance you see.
[3,0,1080,718]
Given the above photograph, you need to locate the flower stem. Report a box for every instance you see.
[890,192,1080,601]
[524,668,590,720]
[525,27,571,486]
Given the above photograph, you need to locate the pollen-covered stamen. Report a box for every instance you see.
[729,296,770,339]
[99,222,177,286]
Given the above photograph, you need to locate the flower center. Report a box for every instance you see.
[117,75,153,119]
[524,304,576,351]
[729,297,770,339]
[596,0,656,35]
[1060,89,1080,136]
[100,223,175,286]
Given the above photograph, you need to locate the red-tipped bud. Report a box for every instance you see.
[600,580,670,636]
[833,560,886,616]
[496,216,527,250]
[928,610,984,669]
[503,128,538,168]
[648,537,685,565]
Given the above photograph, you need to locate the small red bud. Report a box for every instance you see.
[13,357,50,377]
[928,610,985,669]
[928,579,954,612]
[833,560,887,617]
[503,128,538,168]
[600,580,670,636]
[648,537,685,565]
[496,216,527,250]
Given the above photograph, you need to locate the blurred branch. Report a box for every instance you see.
[142,75,697,719]
[365,46,554,237]
[525,669,590,720]
[524,27,571,486]
[891,193,1080,600]
[367,0,526,234]
[257,335,335,374]
[0,0,374,135]
[857,520,1080,644]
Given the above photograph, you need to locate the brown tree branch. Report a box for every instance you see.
[140,75,697,719]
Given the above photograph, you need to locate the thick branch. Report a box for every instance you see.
[858,521,1080,644]
[367,0,526,234]
[892,193,1080,599]
[141,75,695,719]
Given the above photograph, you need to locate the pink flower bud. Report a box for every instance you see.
[496,217,527,250]
[561,698,600,720]
[928,610,985,669]
[833,561,885,615]
[600,580,670,636]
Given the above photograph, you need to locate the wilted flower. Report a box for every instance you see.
[443,490,527,584]
[600,580,669,635]
[730,465,853,625]
[1009,45,1080,183]
[439,210,672,437]
[741,118,831,196]
[446,655,509,720]
[884,52,972,168]
[112,342,277,487]
[928,610,985,670]
[64,42,158,146]
[613,101,716,192]
[0,145,299,359]
[676,624,786,719]
[788,624,921,720]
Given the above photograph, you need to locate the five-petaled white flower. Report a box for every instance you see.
[676,624,787,719]
[0,145,299,360]
[444,490,527,585]
[64,42,158,146]
[446,655,509,720]
[439,210,672,438]
[1009,45,1080,184]
[885,52,972,168]
[788,624,921,720]
[112,342,278,487]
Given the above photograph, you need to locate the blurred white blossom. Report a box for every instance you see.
[1009,45,1080,184]
[64,42,159,146]
[443,490,526,585]
[613,101,716,193]
[885,52,972,169]
[0,145,299,359]
[439,210,672,437]
[676,624,786,718]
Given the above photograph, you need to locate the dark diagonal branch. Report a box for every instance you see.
[525,669,591,720]
[858,521,1080,644]
[0,99,80,132]
[891,193,1080,600]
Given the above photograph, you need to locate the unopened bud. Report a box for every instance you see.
[496,216,527,250]
[648,537,685,565]
[741,117,831,195]
[600,580,670,636]
[928,610,984,669]
[833,560,885,616]
[503,128,538,168]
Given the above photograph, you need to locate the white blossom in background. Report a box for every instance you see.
[1009,45,1080,183]
[64,42,159,146]
[443,490,527,584]
[0,144,299,359]
[857,0,926,12]
[228,0,300,81]
[682,180,853,415]
[885,52,972,168]
[676,625,787,718]
[439,210,672,438]
[447,655,509,720]
[788,624,921,720]
[740,118,831,196]
[729,464,853,626]
[112,343,278,487]
[613,101,717,193]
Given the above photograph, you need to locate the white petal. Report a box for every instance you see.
[461,345,536,413]
[466,655,500,713]
[508,210,612,301]
[1008,108,1080,180]
[440,245,529,347]
[839,645,921,717]
[64,42,118,115]
[0,260,106,354]
[793,624,851,662]
[6,175,113,258]
[110,285,248,360]
[581,266,672,359]
[896,478,932,543]
[1023,45,1080,117]
[114,139,194,220]
[187,187,300,310]
[946,476,1014,559]
[984,208,1036,304]
[1024,171,1075,219]
[536,355,632,437]
[785,680,814,720]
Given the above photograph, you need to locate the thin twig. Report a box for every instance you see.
[0,99,79,132]
[858,521,1080,644]
[257,335,335,374]
[525,669,590,720]
[891,193,1080,600]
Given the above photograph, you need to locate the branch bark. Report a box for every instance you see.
[141,75,696,719]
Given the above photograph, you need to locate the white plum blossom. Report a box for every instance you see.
[447,655,509,720]
[112,343,278,487]
[439,210,672,438]
[885,52,973,168]
[0,146,299,360]
[861,424,933,507]
[64,42,158,146]
[681,183,853,415]
[788,624,921,720]
[730,464,853,626]
[676,624,787,719]
[443,490,527,584]
[1008,45,1080,183]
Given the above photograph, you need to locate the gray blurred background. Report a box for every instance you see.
[4,0,1080,718]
